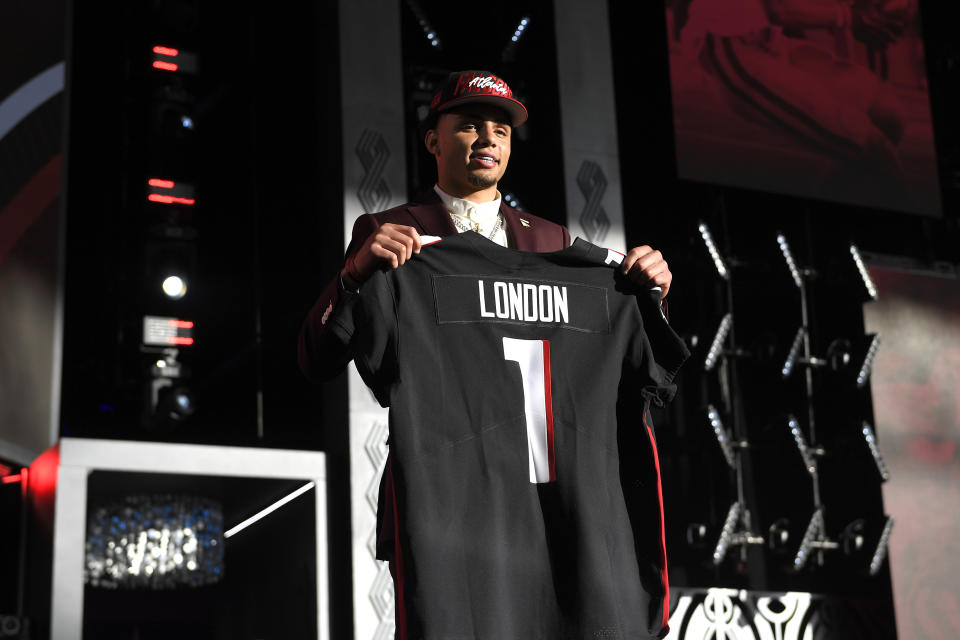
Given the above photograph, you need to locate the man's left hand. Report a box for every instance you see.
[621,245,672,299]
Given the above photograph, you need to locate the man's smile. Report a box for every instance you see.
[469,153,498,168]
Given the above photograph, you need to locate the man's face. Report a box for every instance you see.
[425,104,512,201]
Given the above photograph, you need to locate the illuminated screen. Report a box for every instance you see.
[665,0,941,216]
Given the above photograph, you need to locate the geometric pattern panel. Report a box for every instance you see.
[668,588,896,640]
[576,159,611,245]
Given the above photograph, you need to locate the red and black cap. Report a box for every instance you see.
[426,70,528,128]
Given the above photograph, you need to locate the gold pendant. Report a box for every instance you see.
[472,222,481,232]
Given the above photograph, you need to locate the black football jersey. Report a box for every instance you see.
[328,231,690,640]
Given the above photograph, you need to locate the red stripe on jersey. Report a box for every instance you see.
[542,340,556,482]
[389,458,408,640]
[645,411,670,632]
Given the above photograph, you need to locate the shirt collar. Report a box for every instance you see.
[433,184,501,224]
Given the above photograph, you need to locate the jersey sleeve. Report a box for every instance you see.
[625,285,691,406]
[325,268,400,407]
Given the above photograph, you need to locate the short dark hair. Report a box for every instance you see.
[418,110,440,144]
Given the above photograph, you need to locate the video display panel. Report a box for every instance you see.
[666,0,941,216]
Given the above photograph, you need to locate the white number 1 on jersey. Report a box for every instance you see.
[502,337,556,483]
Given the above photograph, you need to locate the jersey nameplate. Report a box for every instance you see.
[432,275,610,333]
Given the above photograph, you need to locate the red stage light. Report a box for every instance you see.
[152,61,179,72]
[1,473,21,484]
[168,336,195,345]
[168,319,195,329]
[29,447,59,497]
[148,178,175,189]
[153,46,180,57]
[147,194,196,206]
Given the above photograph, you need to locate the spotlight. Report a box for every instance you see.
[704,313,732,371]
[686,523,709,547]
[155,385,195,422]
[840,519,866,557]
[787,415,822,474]
[767,519,791,552]
[181,115,195,130]
[776,233,803,289]
[162,275,187,299]
[707,404,737,468]
[861,421,890,482]
[856,334,881,388]
[172,388,195,418]
[698,222,729,280]
[826,338,853,371]
[869,517,894,576]
[849,244,878,301]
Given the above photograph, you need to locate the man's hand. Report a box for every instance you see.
[621,245,672,299]
[344,223,422,287]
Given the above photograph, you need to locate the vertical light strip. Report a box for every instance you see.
[338,1,408,637]
[554,0,625,251]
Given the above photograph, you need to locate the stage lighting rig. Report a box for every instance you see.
[779,330,880,390]
[698,221,730,281]
[790,510,890,575]
[710,501,765,566]
[861,421,891,482]
[502,16,532,61]
[849,244,878,301]
[776,232,807,289]
[703,313,733,372]
[869,517,894,576]
[787,414,823,475]
[706,404,742,468]
[856,334,881,388]
[405,0,442,50]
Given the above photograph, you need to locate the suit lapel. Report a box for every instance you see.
[501,204,537,251]
[405,192,457,237]
[405,193,545,251]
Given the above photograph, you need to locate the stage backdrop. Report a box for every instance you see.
[665,0,941,216]
[0,0,66,465]
[864,264,960,640]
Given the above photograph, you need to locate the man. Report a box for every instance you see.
[298,70,672,381]
[298,71,680,638]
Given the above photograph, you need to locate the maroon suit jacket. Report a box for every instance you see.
[297,191,571,381]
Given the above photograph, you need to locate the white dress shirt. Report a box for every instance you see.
[434,184,508,247]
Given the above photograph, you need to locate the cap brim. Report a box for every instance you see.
[436,94,528,128]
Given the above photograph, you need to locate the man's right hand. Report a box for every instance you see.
[343,223,422,287]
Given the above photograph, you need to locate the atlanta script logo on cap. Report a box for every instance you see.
[428,70,528,127]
